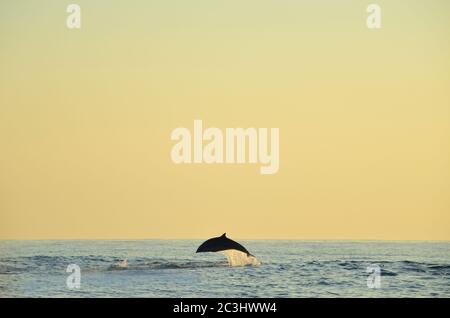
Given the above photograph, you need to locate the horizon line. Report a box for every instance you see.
[0,238,449,242]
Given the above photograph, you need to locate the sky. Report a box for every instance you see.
[0,1,449,240]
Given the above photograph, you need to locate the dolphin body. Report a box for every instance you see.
[196,233,253,256]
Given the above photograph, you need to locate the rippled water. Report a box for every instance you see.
[0,240,448,297]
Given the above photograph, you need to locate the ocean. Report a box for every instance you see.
[0,240,448,297]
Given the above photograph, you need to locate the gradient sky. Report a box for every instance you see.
[1,1,449,240]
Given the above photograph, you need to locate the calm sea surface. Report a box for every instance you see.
[0,240,448,297]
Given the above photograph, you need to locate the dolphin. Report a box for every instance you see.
[196,233,253,257]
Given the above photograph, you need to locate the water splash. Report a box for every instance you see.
[109,258,128,270]
[221,250,261,267]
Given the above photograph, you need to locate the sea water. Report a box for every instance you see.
[0,240,448,297]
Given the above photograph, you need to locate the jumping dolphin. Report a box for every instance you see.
[196,233,253,256]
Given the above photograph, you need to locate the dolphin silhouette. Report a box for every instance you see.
[196,233,253,257]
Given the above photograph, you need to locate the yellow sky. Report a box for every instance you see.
[0,1,449,240]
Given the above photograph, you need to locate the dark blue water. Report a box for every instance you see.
[0,240,448,297]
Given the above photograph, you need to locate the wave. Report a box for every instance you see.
[0,254,252,274]
[307,260,450,277]
[107,261,260,272]
[1,255,448,276]
[107,259,229,271]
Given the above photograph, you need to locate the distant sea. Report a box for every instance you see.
[0,240,448,297]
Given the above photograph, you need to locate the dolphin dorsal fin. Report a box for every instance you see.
[221,233,226,237]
